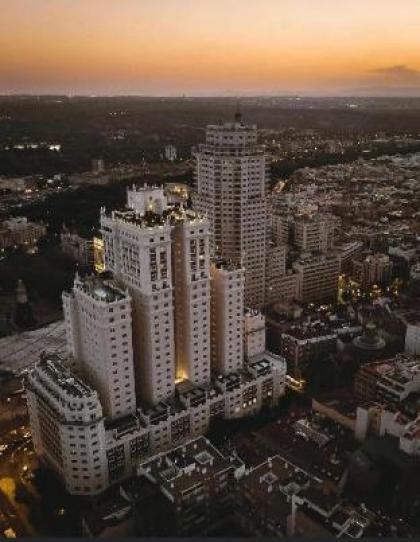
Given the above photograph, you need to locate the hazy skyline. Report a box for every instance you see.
[1,0,420,96]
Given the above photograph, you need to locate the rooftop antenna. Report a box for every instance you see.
[234,98,242,123]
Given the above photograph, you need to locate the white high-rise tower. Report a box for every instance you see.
[101,189,175,405]
[193,114,269,307]
[26,183,287,498]
[100,186,212,403]
[63,275,136,420]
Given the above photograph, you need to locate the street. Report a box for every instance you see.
[0,422,39,537]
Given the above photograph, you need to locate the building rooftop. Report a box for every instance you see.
[107,208,168,229]
[138,436,244,500]
[103,196,208,232]
[214,352,286,387]
[105,413,143,436]
[212,257,242,272]
[35,353,95,399]
[359,354,420,384]
[82,486,132,537]
[282,321,337,341]
[254,415,348,483]
[73,274,127,303]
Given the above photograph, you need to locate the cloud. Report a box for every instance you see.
[369,65,420,83]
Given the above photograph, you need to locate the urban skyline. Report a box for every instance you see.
[1,1,420,537]
[1,97,420,537]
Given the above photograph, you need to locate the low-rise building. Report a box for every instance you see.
[280,322,337,378]
[234,454,373,538]
[355,403,420,457]
[354,354,420,404]
[0,217,46,250]
[136,436,244,535]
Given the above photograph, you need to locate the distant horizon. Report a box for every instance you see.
[2,1,420,98]
[1,92,420,99]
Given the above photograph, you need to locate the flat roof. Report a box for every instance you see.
[36,353,94,399]
[139,436,243,497]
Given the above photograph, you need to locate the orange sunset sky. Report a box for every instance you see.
[1,0,419,95]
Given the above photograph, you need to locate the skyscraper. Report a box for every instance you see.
[101,188,175,405]
[193,115,269,307]
[26,184,287,496]
[63,275,136,420]
[101,186,213,401]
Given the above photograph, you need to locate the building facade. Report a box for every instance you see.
[63,275,136,420]
[27,185,287,496]
[293,213,338,254]
[26,354,108,495]
[405,322,420,356]
[101,192,175,405]
[193,117,269,307]
[210,259,245,374]
[352,253,394,289]
[293,254,340,303]
[0,217,46,250]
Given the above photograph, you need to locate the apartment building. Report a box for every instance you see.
[136,436,245,535]
[405,321,420,355]
[0,217,46,250]
[62,275,136,420]
[354,354,420,403]
[171,206,211,385]
[280,323,337,378]
[27,185,287,496]
[101,193,175,405]
[193,116,268,307]
[352,252,394,289]
[27,348,286,496]
[26,354,108,495]
[293,213,339,254]
[243,309,266,361]
[60,231,95,268]
[336,240,364,274]
[234,455,371,538]
[293,254,340,303]
[264,244,300,305]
